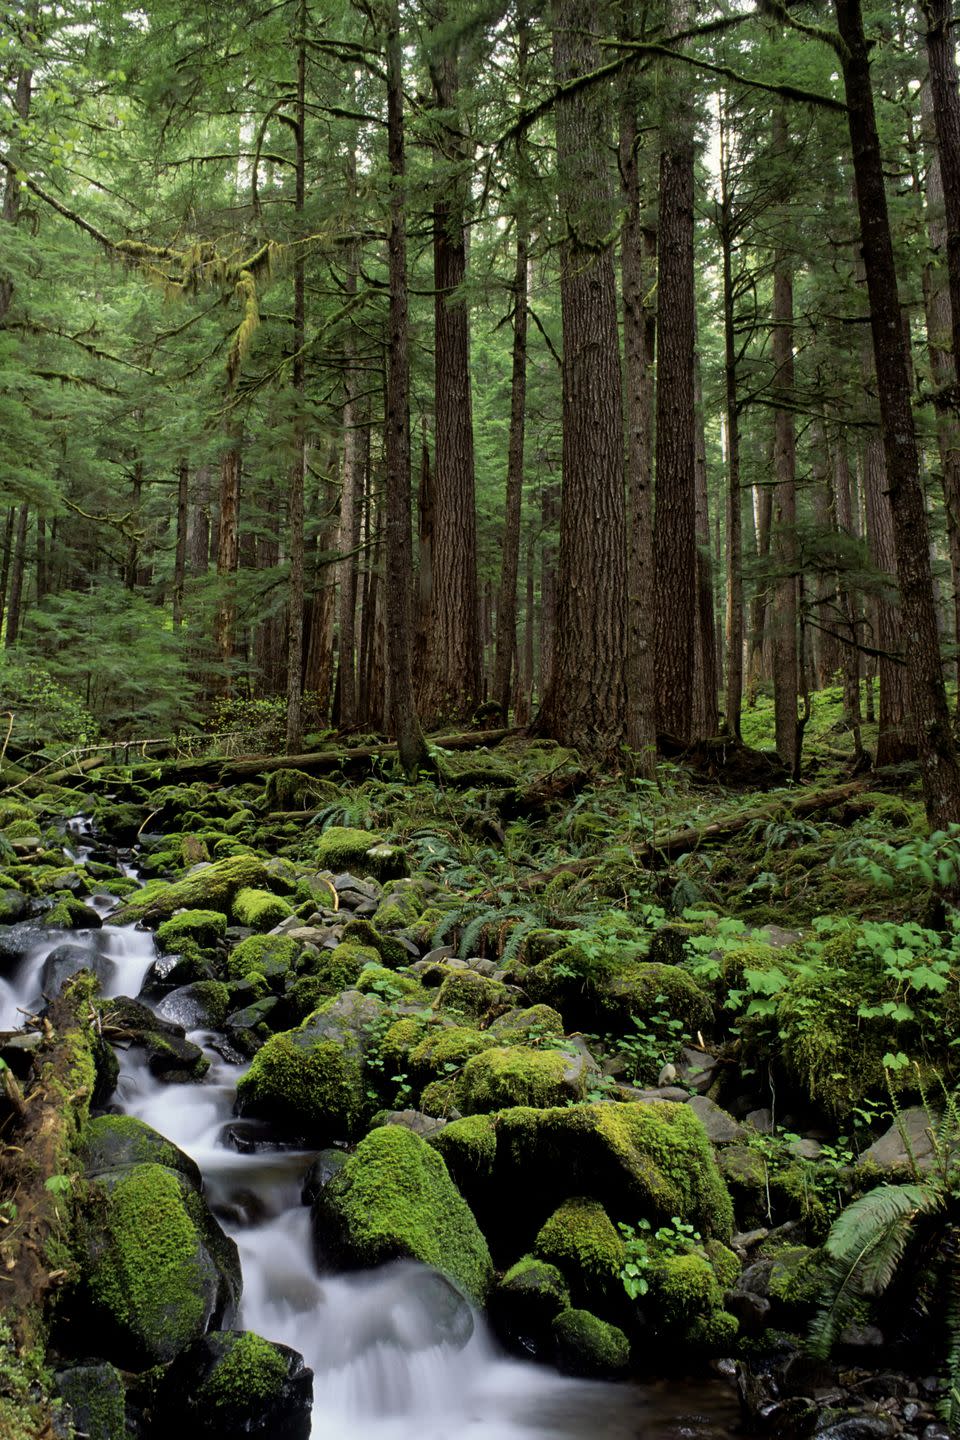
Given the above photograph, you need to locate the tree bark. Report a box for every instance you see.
[653,0,697,742]
[771,135,800,776]
[720,106,744,738]
[384,1,427,774]
[834,0,960,827]
[5,504,28,648]
[693,344,719,740]
[923,0,960,398]
[173,459,188,629]
[286,0,307,754]
[0,4,35,326]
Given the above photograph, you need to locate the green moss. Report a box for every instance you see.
[234,1028,364,1138]
[488,1004,565,1045]
[373,878,431,931]
[0,1317,59,1440]
[264,768,341,811]
[534,1198,625,1305]
[380,1015,434,1073]
[298,942,380,995]
[341,917,411,968]
[408,1025,499,1082]
[314,826,408,881]
[82,1115,199,1179]
[314,1125,493,1303]
[54,1362,125,1440]
[231,887,294,932]
[42,894,97,928]
[767,1244,823,1315]
[434,969,511,1021]
[84,1164,220,1364]
[226,934,299,981]
[500,1256,569,1308]
[110,855,271,925]
[704,1238,741,1290]
[4,818,43,839]
[655,1251,724,1324]
[155,909,227,953]
[355,965,424,1002]
[455,1045,586,1114]
[602,960,712,1033]
[551,1308,629,1377]
[204,1332,287,1405]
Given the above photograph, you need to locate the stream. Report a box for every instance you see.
[0,846,742,1439]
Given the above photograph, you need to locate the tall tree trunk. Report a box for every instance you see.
[35,514,47,604]
[418,6,482,725]
[0,508,16,637]
[834,0,960,827]
[384,0,427,773]
[747,477,774,701]
[831,433,864,757]
[809,422,841,686]
[173,459,188,629]
[693,344,719,739]
[5,505,28,648]
[862,433,912,763]
[493,12,530,725]
[215,438,241,684]
[124,459,143,592]
[653,0,697,742]
[923,0,960,395]
[720,109,744,738]
[771,155,800,776]
[620,30,657,774]
[286,0,307,753]
[337,222,362,728]
[0,4,35,326]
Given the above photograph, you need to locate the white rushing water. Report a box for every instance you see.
[2,897,739,1440]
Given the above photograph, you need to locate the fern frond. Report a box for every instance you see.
[809,1183,940,1358]
[459,906,502,960]
[500,916,541,967]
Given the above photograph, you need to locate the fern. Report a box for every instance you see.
[500,915,542,967]
[458,906,503,960]
[431,907,473,950]
[809,1183,941,1357]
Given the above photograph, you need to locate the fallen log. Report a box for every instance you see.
[519,777,875,890]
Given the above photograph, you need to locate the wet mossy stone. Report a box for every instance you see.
[433,968,513,1022]
[156,909,227,954]
[54,1362,125,1440]
[0,887,29,924]
[42,894,102,930]
[311,1124,493,1304]
[648,1251,738,1350]
[156,980,232,1031]
[600,961,713,1034]
[224,996,280,1054]
[314,826,408,882]
[407,1025,499,1085]
[340,917,410,968]
[234,991,387,1141]
[488,1004,565,1046]
[354,964,425,1002]
[372,877,432,931]
[453,1045,588,1115]
[76,1161,241,1368]
[82,1114,203,1189]
[109,855,272,926]
[492,1101,734,1239]
[226,933,299,982]
[490,1257,570,1358]
[551,1308,630,1378]
[101,997,210,1083]
[296,941,380,996]
[533,1198,626,1309]
[155,1330,313,1440]
[231,887,294,932]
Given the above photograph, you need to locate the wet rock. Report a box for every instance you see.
[102,995,209,1082]
[40,942,112,997]
[373,1109,448,1141]
[301,1148,350,1204]
[551,1308,630,1378]
[858,1109,943,1173]
[815,1420,896,1439]
[82,1113,202,1189]
[155,1331,312,1440]
[724,1288,770,1333]
[0,888,31,924]
[687,1095,745,1144]
[675,1046,720,1094]
[421,945,456,966]
[157,982,230,1031]
[490,1256,570,1360]
[617,1084,688,1104]
[54,1361,125,1440]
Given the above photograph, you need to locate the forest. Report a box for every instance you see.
[6,1,960,1439]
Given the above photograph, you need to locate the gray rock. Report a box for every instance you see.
[858,1108,944,1173]
[421,945,456,966]
[301,1148,350,1204]
[687,1094,745,1144]
[675,1046,719,1094]
[55,1362,125,1440]
[724,1288,770,1333]
[789,1137,823,1161]
[745,1107,775,1134]
[0,888,30,924]
[373,1109,448,1141]
[40,942,112,997]
[616,1085,688,1104]
[332,873,381,899]
[762,925,803,949]
[816,1421,896,1440]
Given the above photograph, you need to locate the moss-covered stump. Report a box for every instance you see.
[551,1308,630,1378]
[54,1361,126,1440]
[234,991,388,1140]
[231,887,294,932]
[109,855,272,925]
[72,1161,241,1368]
[489,1256,570,1360]
[154,1330,313,1440]
[314,826,408,881]
[533,1198,625,1310]
[311,1125,493,1305]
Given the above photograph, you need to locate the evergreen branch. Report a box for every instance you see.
[605,39,847,112]
[755,0,846,57]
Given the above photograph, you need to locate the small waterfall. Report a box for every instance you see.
[1,864,740,1440]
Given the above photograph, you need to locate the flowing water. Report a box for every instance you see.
[0,871,742,1439]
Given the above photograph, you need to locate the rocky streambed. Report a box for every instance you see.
[0,785,953,1439]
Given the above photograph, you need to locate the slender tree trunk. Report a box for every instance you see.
[0,508,16,636]
[653,0,697,742]
[215,438,241,683]
[834,0,960,826]
[337,214,362,728]
[35,514,47,604]
[720,118,744,737]
[771,146,800,775]
[5,505,28,648]
[831,435,864,757]
[923,0,960,396]
[693,344,719,740]
[173,459,188,629]
[0,4,35,326]
[418,5,482,724]
[384,0,427,773]
[620,36,657,774]
[285,0,307,752]
[124,459,143,592]
[747,478,774,701]
[862,433,912,763]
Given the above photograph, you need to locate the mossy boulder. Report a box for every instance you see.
[341,917,411,968]
[489,1257,570,1358]
[82,1115,202,1189]
[311,1125,493,1304]
[297,941,380,996]
[407,1025,499,1086]
[533,1198,625,1309]
[54,1362,125,1440]
[226,934,299,982]
[372,877,433,931]
[101,997,209,1082]
[551,1308,630,1378]
[42,894,101,930]
[648,1251,739,1350]
[75,1162,241,1367]
[314,826,408,881]
[0,886,30,924]
[488,1004,565,1046]
[428,1114,498,1207]
[156,909,227,954]
[110,855,271,925]
[157,981,232,1031]
[452,1045,589,1115]
[154,1330,313,1440]
[433,968,513,1022]
[232,888,294,932]
[600,961,713,1034]
[234,991,388,1140]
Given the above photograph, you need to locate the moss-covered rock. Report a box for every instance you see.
[490,1255,570,1357]
[154,1330,313,1440]
[155,909,227,954]
[311,1125,493,1304]
[372,877,433,931]
[488,1004,565,1046]
[296,942,380,996]
[647,1250,739,1351]
[101,997,209,1083]
[407,1025,499,1086]
[314,826,408,882]
[433,968,513,1022]
[533,1198,625,1308]
[110,855,271,925]
[551,1308,630,1378]
[75,1161,241,1367]
[81,1115,202,1188]
[226,934,299,981]
[453,1045,588,1115]
[340,917,411,968]
[600,961,713,1034]
[231,888,294,932]
[42,894,101,930]
[54,1362,126,1440]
